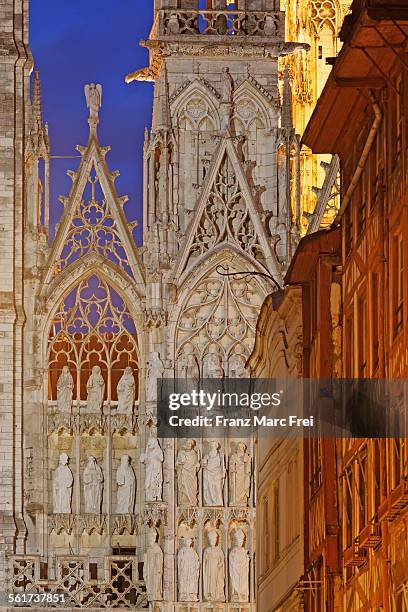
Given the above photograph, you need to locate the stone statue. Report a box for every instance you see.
[203,529,225,602]
[83,456,104,514]
[141,437,164,502]
[146,352,164,402]
[84,83,102,119]
[206,352,224,379]
[222,67,234,104]
[56,366,74,412]
[116,454,136,514]
[176,439,200,506]
[229,442,251,507]
[143,529,163,601]
[202,441,225,506]
[86,365,105,413]
[53,453,73,514]
[229,529,249,603]
[177,538,200,602]
[117,366,136,414]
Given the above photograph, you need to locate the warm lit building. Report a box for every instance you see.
[251,0,408,610]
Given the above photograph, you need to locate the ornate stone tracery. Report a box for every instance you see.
[48,274,139,405]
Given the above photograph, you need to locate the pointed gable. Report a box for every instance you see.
[44,127,144,289]
[174,135,282,283]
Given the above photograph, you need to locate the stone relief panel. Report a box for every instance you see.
[48,274,139,412]
[176,268,265,377]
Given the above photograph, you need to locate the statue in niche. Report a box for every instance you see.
[202,441,225,506]
[83,456,104,514]
[86,365,105,413]
[229,529,250,603]
[177,538,200,602]
[206,352,224,379]
[141,437,164,502]
[53,453,73,514]
[229,353,249,378]
[203,529,225,602]
[143,528,163,601]
[176,439,200,506]
[56,366,74,412]
[179,347,200,385]
[229,442,251,507]
[146,352,164,402]
[116,454,136,514]
[84,83,102,119]
[57,366,74,412]
[116,367,136,414]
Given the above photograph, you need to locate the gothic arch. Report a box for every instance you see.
[169,249,272,378]
[171,79,222,131]
[232,79,276,131]
[45,272,141,406]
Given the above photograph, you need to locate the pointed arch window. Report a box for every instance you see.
[48,275,139,406]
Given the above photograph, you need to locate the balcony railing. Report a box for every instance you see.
[154,9,285,41]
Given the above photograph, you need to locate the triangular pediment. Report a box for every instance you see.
[173,135,282,285]
[44,134,145,288]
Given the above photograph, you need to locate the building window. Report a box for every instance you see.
[373,440,381,517]
[310,271,318,340]
[345,465,353,548]
[396,74,403,157]
[310,437,322,496]
[262,496,270,573]
[357,450,368,531]
[345,315,354,377]
[358,296,367,376]
[392,234,404,337]
[372,273,380,371]
[392,438,404,490]
[345,206,353,255]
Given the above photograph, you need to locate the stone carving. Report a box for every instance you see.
[117,366,136,414]
[116,455,136,514]
[177,538,200,602]
[203,529,225,602]
[141,437,164,502]
[222,67,234,104]
[56,366,74,412]
[229,529,250,603]
[83,456,104,514]
[53,453,73,514]
[206,351,224,379]
[143,528,163,601]
[146,352,164,402]
[229,443,251,507]
[84,83,102,119]
[202,441,225,507]
[176,440,200,506]
[86,365,105,413]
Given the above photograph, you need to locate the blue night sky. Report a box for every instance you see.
[30,1,153,244]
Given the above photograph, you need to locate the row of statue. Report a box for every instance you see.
[53,453,136,514]
[177,440,252,507]
[56,365,136,413]
[144,529,250,604]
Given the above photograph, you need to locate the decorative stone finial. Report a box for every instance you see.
[84,83,102,130]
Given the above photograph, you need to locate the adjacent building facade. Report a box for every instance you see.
[251,0,408,610]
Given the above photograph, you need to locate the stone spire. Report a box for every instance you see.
[153,66,170,132]
[281,66,293,131]
[32,70,42,129]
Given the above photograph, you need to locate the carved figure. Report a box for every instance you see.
[203,529,225,602]
[86,365,105,413]
[177,538,200,602]
[202,441,225,506]
[116,454,136,514]
[83,456,104,514]
[229,529,250,602]
[117,366,136,414]
[176,439,200,506]
[84,83,102,118]
[229,442,251,507]
[53,453,73,514]
[56,366,74,412]
[143,529,163,601]
[141,437,164,502]
[146,352,164,402]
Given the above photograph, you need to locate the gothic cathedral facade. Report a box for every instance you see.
[1,0,322,610]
